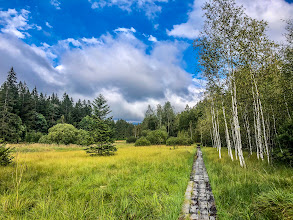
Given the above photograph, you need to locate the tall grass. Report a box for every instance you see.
[202,147,293,220]
[0,143,196,219]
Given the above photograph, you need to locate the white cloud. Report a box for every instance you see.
[167,0,293,42]
[52,32,202,120]
[0,34,63,90]
[167,0,204,39]
[88,0,168,18]
[238,0,293,42]
[0,8,41,39]
[114,27,136,33]
[50,0,61,10]
[148,35,157,42]
[45,21,53,28]
[81,37,101,45]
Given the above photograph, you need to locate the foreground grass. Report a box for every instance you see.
[0,143,196,219]
[202,147,293,220]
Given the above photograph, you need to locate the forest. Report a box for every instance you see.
[0,67,202,147]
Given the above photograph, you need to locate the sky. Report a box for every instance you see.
[0,0,292,122]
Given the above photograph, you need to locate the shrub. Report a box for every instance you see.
[166,137,192,146]
[85,143,117,156]
[0,145,13,166]
[141,130,151,137]
[38,135,50,144]
[146,130,168,145]
[44,123,79,145]
[76,129,94,146]
[126,136,137,143]
[25,131,43,143]
[135,137,151,146]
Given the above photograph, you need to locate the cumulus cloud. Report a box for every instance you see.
[0,28,203,121]
[52,32,203,120]
[0,8,41,39]
[238,0,293,42]
[167,0,204,39]
[50,0,61,10]
[88,0,168,18]
[0,34,63,94]
[168,0,293,42]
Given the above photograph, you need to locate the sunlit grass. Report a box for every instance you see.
[0,143,196,219]
[202,147,293,220]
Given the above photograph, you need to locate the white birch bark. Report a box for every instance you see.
[244,108,253,155]
[222,101,233,160]
[231,79,245,167]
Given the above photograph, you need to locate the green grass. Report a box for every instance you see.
[202,147,293,220]
[0,143,196,219]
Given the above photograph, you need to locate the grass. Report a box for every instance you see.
[202,147,293,220]
[0,143,196,219]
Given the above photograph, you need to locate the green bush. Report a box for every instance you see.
[135,137,151,146]
[166,137,192,146]
[43,123,79,145]
[76,129,94,146]
[38,135,50,144]
[146,130,168,145]
[25,131,43,143]
[141,130,151,137]
[0,145,13,166]
[126,136,137,143]
[85,143,117,156]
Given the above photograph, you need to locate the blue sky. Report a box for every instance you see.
[0,0,292,121]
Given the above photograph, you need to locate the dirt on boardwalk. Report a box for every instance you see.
[180,147,217,220]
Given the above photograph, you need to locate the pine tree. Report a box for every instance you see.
[92,94,111,120]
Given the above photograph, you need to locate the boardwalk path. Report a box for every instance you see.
[180,147,217,220]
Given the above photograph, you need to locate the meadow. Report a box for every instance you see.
[0,142,196,219]
[202,147,293,220]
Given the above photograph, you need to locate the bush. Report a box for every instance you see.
[141,130,151,137]
[166,137,192,146]
[38,135,50,144]
[0,145,13,166]
[42,123,79,145]
[126,136,137,143]
[25,131,43,143]
[76,129,94,146]
[135,137,151,146]
[85,143,117,156]
[146,130,168,145]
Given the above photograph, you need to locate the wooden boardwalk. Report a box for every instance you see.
[180,147,217,220]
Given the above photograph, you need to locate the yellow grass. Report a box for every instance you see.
[0,143,196,219]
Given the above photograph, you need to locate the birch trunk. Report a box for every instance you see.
[231,79,245,167]
[254,78,269,163]
[231,119,238,160]
[222,101,233,160]
[244,108,253,155]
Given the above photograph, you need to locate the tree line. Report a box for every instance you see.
[0,68,135,144]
